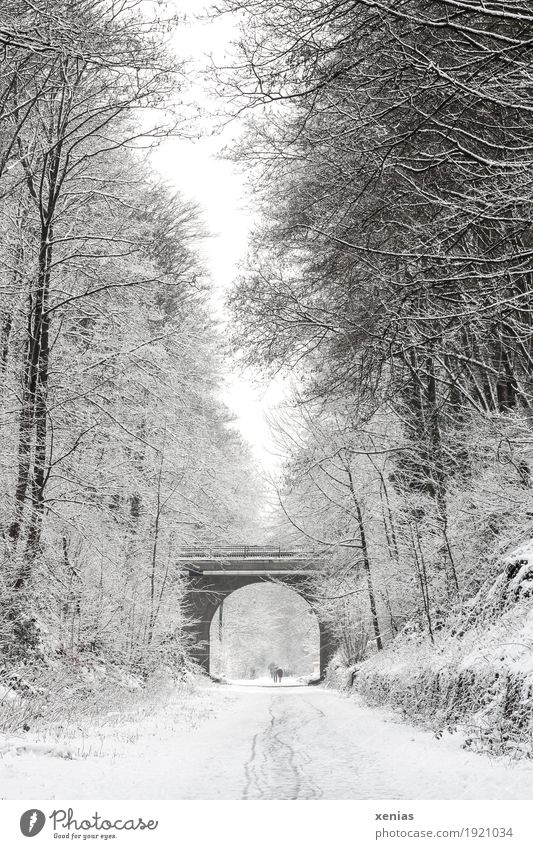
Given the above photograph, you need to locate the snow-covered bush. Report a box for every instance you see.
[324,652,356,691]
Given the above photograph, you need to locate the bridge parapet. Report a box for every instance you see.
[176,546,320,576]
[176,545,307,560]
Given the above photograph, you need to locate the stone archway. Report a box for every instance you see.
[183,569,336,677]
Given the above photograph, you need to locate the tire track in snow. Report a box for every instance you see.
[289,698,325,800]
[265,700,302,799]
[242,693,326,799]
[243,732,263,799]
[243,702,296,799]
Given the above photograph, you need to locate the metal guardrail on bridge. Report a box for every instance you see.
[175,545,305,560]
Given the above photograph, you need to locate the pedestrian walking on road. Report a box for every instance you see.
[276,667,283,684]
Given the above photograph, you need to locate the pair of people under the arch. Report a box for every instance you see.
[268,663,284,683]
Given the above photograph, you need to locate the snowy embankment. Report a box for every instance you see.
[0,675,218,798]
[338,541,533,759]
[0,657,203,764]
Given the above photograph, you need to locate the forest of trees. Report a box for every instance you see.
[2,0,533,756]
[0,0,261,706]
[213,1,533,668]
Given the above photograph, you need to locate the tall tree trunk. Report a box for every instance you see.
[12,220,53,584]
[346,464,383,650]
[147,429,165,645]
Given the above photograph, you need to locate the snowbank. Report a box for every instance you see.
[0,652,201,740]
[349,541,533,758]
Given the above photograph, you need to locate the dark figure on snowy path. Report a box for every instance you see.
[276,667,283,683]
[268,662,277,681]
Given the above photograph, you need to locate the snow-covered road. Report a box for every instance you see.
[1,682,532,799]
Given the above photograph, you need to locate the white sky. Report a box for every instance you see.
[151,1,287,473]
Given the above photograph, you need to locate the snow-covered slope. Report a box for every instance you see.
[347,540,533,758]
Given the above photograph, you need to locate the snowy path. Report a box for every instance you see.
[1,682,532,799]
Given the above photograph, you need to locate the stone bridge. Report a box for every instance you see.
[178,546,336,677]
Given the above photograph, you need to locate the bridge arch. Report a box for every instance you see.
[179,547,337,678]
[209,582,320,679]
